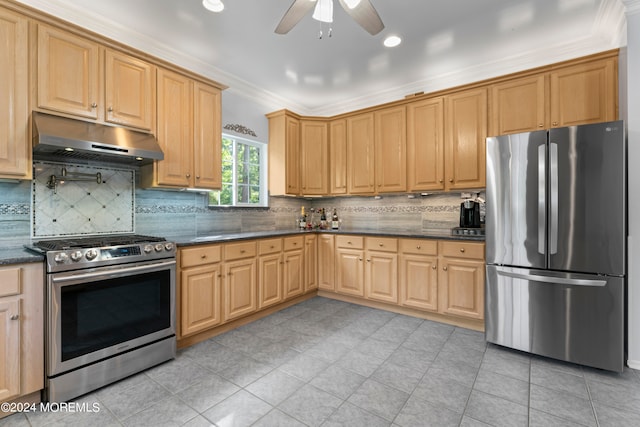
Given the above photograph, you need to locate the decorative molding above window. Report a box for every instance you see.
[223,123,257,137]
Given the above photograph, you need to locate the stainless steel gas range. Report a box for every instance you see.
[28,234,176,402]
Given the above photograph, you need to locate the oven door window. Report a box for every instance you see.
[60,270,171,361]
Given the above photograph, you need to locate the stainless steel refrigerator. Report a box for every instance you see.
[485,120,626,372]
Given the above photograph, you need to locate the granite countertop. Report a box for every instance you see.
[0,245,45,265]
[174,228,485,247]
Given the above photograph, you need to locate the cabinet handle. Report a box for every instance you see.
[91,102,97,108]
[538,123,543,127]
[270,245,275,249]
[240,250,246,253]
[439,179,443,183]
[348,241,352,245]
[432,265,437,270]
[201,254,207,259]
[228,272,233,276]
[10,314,19,320]
[217,274,222,278]
[186,173,191,178]
[460,248,465,253]
[416,245,421,250]
[443,266,448,271]
[449,178,453,183]
[552,121,558,126]
[379,243,384,247]
[108,106,113,112]
[196,176,200,179]
[358,258,363,261]
[366,259,371,262]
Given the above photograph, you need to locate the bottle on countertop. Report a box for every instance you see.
[320,208,328,230]
[299,206,307,229]
[331,208,339,230]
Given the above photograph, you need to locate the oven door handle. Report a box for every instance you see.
[51,260,176,284]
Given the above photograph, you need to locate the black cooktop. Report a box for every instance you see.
[33,234,166,251]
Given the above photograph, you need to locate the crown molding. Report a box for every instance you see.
[14,0,627,116]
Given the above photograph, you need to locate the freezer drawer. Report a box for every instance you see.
[485,265,624,372]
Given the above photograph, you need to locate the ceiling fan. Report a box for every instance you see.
[275,0,384,36]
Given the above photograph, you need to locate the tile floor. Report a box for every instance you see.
[3,296,640,426]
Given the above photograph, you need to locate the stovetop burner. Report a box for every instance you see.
[33,234,166,251]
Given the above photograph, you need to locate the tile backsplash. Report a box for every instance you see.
[32,161,135,238]
[0,161,480,245]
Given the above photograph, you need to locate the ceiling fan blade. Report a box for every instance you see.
[338,0,384,35]
[275,0,317,34]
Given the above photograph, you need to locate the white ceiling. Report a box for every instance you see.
[17,0,626,116]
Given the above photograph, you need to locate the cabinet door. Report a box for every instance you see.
[489,75,546,136]
[374,106,407,193]
[438,258,484,319]
[37,25,100,119]
[399,254,438,312]
[194,82,222,189]
[156,68,193,187]
[180,264,222,337]
[347,113,375,194]
[550,58,617,127]
[258,253,283,309]
[0,9,30,179]
[301,121,328,195]
[444,88,487,190]
[407,97,444,191]
[304,235,318,292]
[336,248,365,297]
[224,258,257,321]
[285,116,301,195]
[318,234,335,291]
[0,299,20,402]
[104,50,155,131]
[283,249,304,298]
[365,251,398,303]
[329,119,347,195]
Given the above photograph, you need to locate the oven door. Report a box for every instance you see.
[47,259,175,377]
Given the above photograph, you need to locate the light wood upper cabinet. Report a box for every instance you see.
[489,75,547,136]
[549,58,617,127]
[193,81,222,189]
[301,121,328,195]
[347,112,375,194]
[407,97,445,191]
[0,9,30,180]
[374,106,407,193]
[37,24,100,120]
[104,49,155,131]
[329,119,347,195]
[268,111,301,195]
[153,68,193,188]
[444,88,487,190]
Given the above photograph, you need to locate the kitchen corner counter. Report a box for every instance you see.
[0,247,45,265]
[173,228,484,247]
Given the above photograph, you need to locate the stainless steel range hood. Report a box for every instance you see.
[32,112,164,166]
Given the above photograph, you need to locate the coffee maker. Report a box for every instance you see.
[459,199,481,228]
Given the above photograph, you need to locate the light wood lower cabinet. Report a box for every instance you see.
[364,237,398,303]
[283,236,304,299]
[399,239,439,312]
[318,234,335,291]
[304,235,318,292]
[180,263,222,336]
[223,241,257,321]
[258,238,283,309]
[0,263,44,404]
[335,235,365,297]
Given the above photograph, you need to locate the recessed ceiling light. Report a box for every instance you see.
[202,0,224,13]
[383,35,402,48]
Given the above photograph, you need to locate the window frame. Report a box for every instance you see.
[208,134,268,207]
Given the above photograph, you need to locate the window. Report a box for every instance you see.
[208,135,268,207]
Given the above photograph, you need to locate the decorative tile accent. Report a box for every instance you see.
[223,123,257,137]
[32,161,135,238]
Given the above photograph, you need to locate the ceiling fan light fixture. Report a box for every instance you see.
[383,35,402,47]
[202,0,224,13]
[312,0,333,23]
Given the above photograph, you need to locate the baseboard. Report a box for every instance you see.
[627,359,640,371]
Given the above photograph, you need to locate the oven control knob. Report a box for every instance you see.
[164,242,174,252]
[85,249,98,260]
[70,250,83,262]
[154,243,164,252]
[54,252,69,263]
[143,244,153,254]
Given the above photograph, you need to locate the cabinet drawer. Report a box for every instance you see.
[365,237,398,252]
[284,236,304,251]
[0,267,21,297]
[399,239,438,255]
[439,241,485,260]
[336,235,364,249]
[181,245,221,268]
[225,241,257,260]
[259,238,283,255]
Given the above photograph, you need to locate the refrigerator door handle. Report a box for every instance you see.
[538,144,546,255]
[549,142,559,255]
[496,269,607,287]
